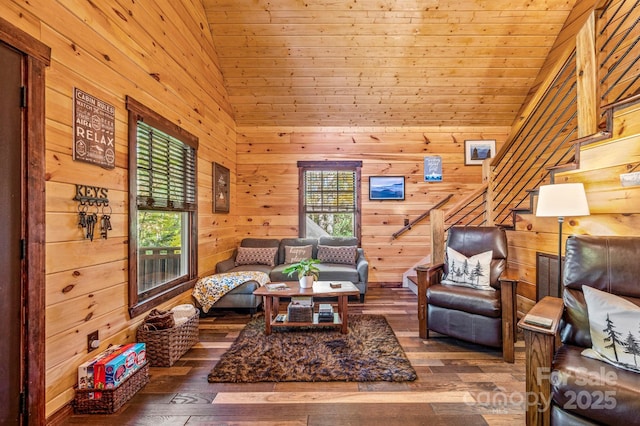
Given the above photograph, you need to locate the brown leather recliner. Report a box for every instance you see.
[520,235,640,425]
[416,226,518,363]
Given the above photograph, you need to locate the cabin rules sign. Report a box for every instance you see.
[73,88,115,169]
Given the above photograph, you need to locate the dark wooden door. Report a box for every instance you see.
[0,41,26,425]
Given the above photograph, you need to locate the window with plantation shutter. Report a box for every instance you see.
[136,121,197,211]
[126,97,198,318]
[298,161,362,241]
[304,170,356,213]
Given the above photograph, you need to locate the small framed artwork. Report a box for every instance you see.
[424,155,443,182]
[464,139,496,165]
[369,176,405,200]
[213,162,230,213]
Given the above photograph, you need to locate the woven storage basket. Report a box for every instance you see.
[136,309,199,367]
[287,302,314,322]
[74,363,149,414]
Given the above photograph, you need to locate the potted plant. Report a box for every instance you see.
[282,258,320,288]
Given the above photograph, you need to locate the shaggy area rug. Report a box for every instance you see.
[208,314,417,383]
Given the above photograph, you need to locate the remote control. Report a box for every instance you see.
[524,314,553,329]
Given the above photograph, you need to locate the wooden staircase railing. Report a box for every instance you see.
[391,194,453,240]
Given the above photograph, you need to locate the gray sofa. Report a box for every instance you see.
[214,236,369,307]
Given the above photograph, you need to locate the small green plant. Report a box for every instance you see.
[282,258,320,280]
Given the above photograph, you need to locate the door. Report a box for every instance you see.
[0,41,26,425]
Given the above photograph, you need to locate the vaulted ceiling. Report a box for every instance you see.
[202,0,578,128]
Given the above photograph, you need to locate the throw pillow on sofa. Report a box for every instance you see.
[235,246,278,267]
[581,285,640,373]
[284,245,313,264]
[317,245,357,265]
[441,247,493,291]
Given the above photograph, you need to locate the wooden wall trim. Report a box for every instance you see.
[0,16,50,65]
[0,20,52,426]
[25,55,48,426]
[576,12,598,137]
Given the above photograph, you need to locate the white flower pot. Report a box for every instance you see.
[299,276,314,288]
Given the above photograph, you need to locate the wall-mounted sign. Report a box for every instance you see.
[424,156,443,182]
[73,87,116,169]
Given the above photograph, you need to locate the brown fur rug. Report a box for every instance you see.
[208,314,417,382]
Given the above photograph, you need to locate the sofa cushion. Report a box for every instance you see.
[240,238,280,249]
[226,264,273,276]
[284,245,313,264]
[235,246,278,267]
[581,285,640,373]
[316,263,360,283]
[317,245,357,265]
[552,344,640,425]
[270,263,361,283]
[427,283,501,318]
[441,247,493,291]
[318,236,358,246]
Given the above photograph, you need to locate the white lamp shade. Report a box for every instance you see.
[536,183,590,217]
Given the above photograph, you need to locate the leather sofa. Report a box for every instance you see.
[214,236,369,304]
[520,235,640,425]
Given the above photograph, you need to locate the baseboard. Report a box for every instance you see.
[46,403,73,426]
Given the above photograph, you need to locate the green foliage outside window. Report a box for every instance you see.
[138,211,182,248]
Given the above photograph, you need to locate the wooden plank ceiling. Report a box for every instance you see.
[202,0,578,127]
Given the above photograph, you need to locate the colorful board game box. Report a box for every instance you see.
[95,343,147,389]
[77,344,123,390]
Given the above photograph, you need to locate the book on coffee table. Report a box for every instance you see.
[265,282,289,291]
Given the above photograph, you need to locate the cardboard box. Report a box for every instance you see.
[98,343,147,389]
[77,345,123,390]
[93,343,135,390]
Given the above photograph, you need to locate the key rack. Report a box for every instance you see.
[74,184,112,241]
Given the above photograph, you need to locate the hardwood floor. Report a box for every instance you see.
[61,287,526,425]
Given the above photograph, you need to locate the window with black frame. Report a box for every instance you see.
[126,97,198,318]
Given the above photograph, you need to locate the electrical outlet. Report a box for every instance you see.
[87,330,99,353]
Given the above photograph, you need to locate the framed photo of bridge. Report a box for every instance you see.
[464,139,496,165]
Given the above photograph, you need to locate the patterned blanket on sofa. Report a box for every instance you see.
[192,271,270,313]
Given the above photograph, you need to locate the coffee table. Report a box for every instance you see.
[253,281,359,335]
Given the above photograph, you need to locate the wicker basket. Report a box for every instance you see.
[74,363,149,414]
[136,309,200,367]
[287,302,314,322]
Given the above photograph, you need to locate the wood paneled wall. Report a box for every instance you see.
[0,0,237,417]
[236,127,509,284]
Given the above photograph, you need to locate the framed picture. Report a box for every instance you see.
[464,139,496,165]
[213,162,230,213]
[369,176,405,200]
[424,155,443,182]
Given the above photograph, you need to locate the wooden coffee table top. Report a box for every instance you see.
[253,280,359,297]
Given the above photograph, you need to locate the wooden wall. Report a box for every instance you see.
[236,127,509,284]
[0,0,237,417]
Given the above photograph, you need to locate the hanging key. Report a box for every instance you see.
[86,213,97,241]
[101,214,112,239]
[78,210,87,228]
[78,204,88,228]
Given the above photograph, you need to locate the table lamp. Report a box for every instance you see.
[535,183,590,290]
